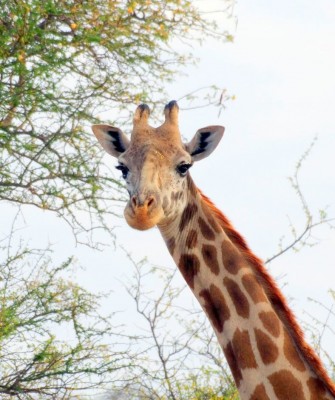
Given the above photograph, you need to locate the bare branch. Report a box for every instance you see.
[266,137,335,264]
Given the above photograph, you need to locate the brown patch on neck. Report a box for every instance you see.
[179,203,198,231]
[231,329,258,370]
[250,384,270,400]
[198,216,215,240]
[224,342,243,387]
[202,244,220,275]
[259,311,281,338]
[185,229,197,249]
[268,370,306,400]
[221,240,243,275]
[197,189,335,397]
[254,328,279,365]
[241,273,267,304]
[307,377,329,400]
[199,284,230,333]
[223,277,250,318]
[178,253,200,289]
[283,329,306,372]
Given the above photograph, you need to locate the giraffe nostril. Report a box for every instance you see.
[147,196,155,209]
[131,196,138,208]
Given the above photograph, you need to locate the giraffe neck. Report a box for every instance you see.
[158,177,335,400]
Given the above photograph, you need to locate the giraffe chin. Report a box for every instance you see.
[124,206,164,231]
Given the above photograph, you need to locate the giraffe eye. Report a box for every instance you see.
[115,164,129,179]
[176,163,192,176]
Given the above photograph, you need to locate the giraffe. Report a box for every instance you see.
[92,101,335,400]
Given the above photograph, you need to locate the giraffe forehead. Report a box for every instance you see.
[120,141,189,168]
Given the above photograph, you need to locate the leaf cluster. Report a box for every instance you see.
[0,0,232,242]
[0,235,132,399]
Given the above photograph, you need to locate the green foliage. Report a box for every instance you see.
[0,235,131,398]
[174,367,239,400]
[0,235,240,399]
[0,0,232,242]
[0,1,236,397]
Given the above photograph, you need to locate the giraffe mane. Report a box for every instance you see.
[199,189,335,396]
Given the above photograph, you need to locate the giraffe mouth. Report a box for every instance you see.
[124,203,164,230]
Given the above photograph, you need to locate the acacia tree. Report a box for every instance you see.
[0,1,235,397]
[0,0,233,242]
[0,230,136,399]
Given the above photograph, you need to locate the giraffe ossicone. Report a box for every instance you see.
[92,102,335,400]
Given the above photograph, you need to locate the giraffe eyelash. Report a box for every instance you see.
[176,163,192,176]
[115,164,129,179]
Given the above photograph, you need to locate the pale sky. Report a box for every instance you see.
[2,0,335,375]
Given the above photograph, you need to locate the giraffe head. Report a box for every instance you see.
[92,101,224,230]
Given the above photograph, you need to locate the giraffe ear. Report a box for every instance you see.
[92,124,130,157]
[185,126,225,161]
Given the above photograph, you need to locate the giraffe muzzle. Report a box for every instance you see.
[124,194,164,230]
